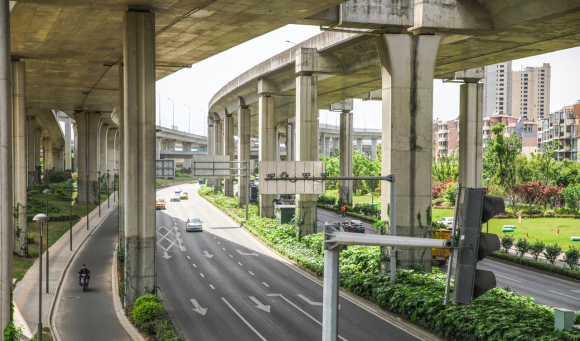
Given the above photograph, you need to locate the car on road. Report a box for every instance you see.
[199,178,205,185]
[186,217,203,232]
[170,194,181,202]
[437,217,454,229]
[341,220,365,233]
[180,192,188,199]
[156,197,166,210]
[175,188,182,193]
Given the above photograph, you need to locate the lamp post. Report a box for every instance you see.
[486,177,491,233]
[68,179,74,251]
[167,98,175,130]
[42,189,52,293]
[107,169,110,208]
[33,213,49,341]
[97,171,101,217]
[184,104,191,133]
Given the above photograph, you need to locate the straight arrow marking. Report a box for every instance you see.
[237,250,259,256]
[162,252,172,260]
[190,299,208,316]
[222,298,267,341]
[249,296,270,313]
[203,251,213,258]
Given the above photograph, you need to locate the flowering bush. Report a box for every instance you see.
[432,179,456,199]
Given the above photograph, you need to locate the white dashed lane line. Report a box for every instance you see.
[262,282,269,288]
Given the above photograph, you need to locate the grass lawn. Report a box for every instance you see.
[156,176,198,187]
[325,189,381,207]
[432,208,580,250]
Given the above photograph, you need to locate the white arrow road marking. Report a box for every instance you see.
[297,294,322,306]
[237,250,259,256]
[203,251,213,258]
[550,290,580,301]
[262,282,269,288]
[222,298,267,341]
[267,294,347,341]
[190,299,208,316]
[162,252,172,259]
[249,296,270,313]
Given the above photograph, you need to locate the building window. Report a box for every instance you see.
[524,74,528,76]
[499,102,504,105]
[500,65,504,68]
[499,106,503,110]
[499,97,504,100]
[524,82,528,85]
[499,92,503,95]
[524,95,528,97]
[499,88,504,91]
[500,83,504,86]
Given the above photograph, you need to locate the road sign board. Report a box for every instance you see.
[258,161,326,195]
[156,159,175,178]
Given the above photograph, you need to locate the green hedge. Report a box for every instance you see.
[125,294,180,341]
[199,185,580,341]
[489,251,580,281]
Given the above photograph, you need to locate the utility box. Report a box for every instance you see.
[250,185,258,203]
[276,205,296,225]
[555,308,575,330]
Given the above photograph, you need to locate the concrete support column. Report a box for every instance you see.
[258,92,275,218]
[331,137,339,157]
[72,124,78,172]
[27,117,37,188]
[107,128,118,187]
[213,115,223,194]
[35,129,42,177]
[0,0,14,329]
[43,138,52,174]
[238,103,250,207]
[156,137,161,159]
[12,60,27,256]
[52,150,63,171]
[64,117,72,170]
[224,113,234,197]
[295,72,318,237]
[122,10,156,303]
[73,112,101,204]
[99,122,109,174]
[114,129,120,170]
[285,122,293,162]
[118,65,125,253]
[275,125,280,161]
[370,138,378,160]
[183,158,191,169]
[182,142,192,151]
[355,138,363,154]
[339,111,354,205]
[167,139,176,150]
[207,116,215,188]
[324,136,330,159]
[376,34,441,272]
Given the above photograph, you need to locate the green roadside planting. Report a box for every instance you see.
[199,185,580,341]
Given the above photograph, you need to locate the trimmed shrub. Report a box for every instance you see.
[132,301,163,322]
[544,243,563,265]
[47,171,67,183]
[134,294,161,307]
[490,251,580,281]
[500,234,515,252]
[515,238,530,257]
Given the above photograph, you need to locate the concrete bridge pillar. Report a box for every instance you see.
[12,60,28,255]
[52,149,63,171]
[65,117,72,170]
[238,102,250,207]
[376,34,441,272]
[355,138,363,154]
[114,128,120,171]
[334,99,354,205]
[122,9,156,303]
[167,139,176,150]
[371,138,378,160]
[107,128,118,187]
[275,125,281,161]
[207,116,215,188]
[43,137,52,174]
[99,122,109,174]
[324,136,331,159]
[285,121,293,162]
[258,90,275,218]
[156,137,161,159]
[118,65,125,251]
[332,137,339,156]
[457,69,484,189]
[213,114,223,194]
[27,117,37,188]
[35,128,42,176]
[182,142,192,151]
[224,113,234,197]
[72,124,78,172]
[295,68,318,237]
[74,111,101,204]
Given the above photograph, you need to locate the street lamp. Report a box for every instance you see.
[167,98,175,130]
[97,171,101,217]
[42,189,52,294]
[286,40,296,46]
[485,177,491,233]
[184,104,191,133]
[68,179,74,251]
[107,169,110,208]
[33,213,49,341]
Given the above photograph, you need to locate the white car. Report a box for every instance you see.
[170,194,181,202]
[437,217,454,229]
[186,217,203,232]
[175,188,182,193]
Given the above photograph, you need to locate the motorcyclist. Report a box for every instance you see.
[78,264,90,284]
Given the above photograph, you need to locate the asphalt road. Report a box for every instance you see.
[156,184,423,341]
[54,208,131,341]
[439,250,580,311]
[317,207,375,234]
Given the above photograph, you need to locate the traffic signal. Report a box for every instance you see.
[452,188,504,307]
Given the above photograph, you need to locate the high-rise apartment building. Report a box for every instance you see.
[434,119,459,160]
[483,61,512,117]
[537,102,580,162]
[511,63,551,121]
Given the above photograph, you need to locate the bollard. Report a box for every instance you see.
[526,233,529,238]
[557,229,560,235]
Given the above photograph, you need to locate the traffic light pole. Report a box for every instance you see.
[444,183,462,305]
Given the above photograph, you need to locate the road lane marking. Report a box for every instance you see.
[221,298,267,341]
[549,290,580,301]
[203,251,214,258]
[249,296,270,313]
[262,282,269,287]
[238,262,243,266]
[495,274,521,283]
[162,252,172,260]
[237,250,259,256]
[267,294,347,341]
[192,264,197,267]
[229,255,233,258]
[187,256,190,259]
[210,284,215,290]
[298,294,322,306]
[222,248,226,251]
[217,242,221,244]
[248,271,254,276]
[190,299,208,316]
[200,273,204,277]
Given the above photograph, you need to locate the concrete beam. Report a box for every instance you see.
[72,124,78,172]
[295,47,344,75]
[27,117,37,188]
[43,137,52,174]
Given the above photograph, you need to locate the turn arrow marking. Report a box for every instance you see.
[190,299,208,316]
[203,251,213,258]
[297,294,321,306]
[236,250,259,256]
[162,252,172,260]
[249,296,270,313]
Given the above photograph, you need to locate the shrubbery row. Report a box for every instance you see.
[200,185,580,341]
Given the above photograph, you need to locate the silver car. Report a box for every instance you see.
[186,217,203,232]
[170,194,181,202]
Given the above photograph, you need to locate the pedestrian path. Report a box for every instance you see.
[13,194,117,339]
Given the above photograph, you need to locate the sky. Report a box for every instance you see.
[156,24,580,135]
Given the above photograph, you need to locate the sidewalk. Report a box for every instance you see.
[13,194,118,339]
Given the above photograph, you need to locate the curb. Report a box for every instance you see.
[50,197,117,341]
[112,245,146,341]
[198,192,445,341]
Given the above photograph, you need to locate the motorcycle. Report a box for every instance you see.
[80,274,89,292]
